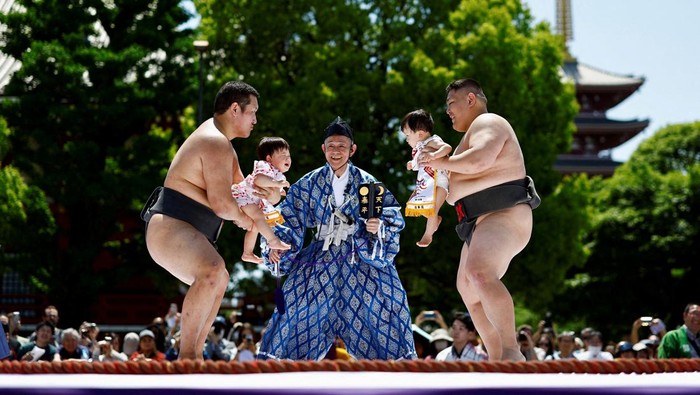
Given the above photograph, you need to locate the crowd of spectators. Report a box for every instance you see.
[2,303,698,362]
[411,303,699,361]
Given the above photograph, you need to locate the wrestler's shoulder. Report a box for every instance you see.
[473,113,511,128]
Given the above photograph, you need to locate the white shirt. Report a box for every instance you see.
[331,166,350,206]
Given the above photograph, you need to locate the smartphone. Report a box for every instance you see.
[640,316,653,326]
[424,311,436,319]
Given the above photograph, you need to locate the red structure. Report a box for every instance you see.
[553,0,649,176]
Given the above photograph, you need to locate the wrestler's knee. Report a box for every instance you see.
[200,257,229,290]
[464,267,495,288]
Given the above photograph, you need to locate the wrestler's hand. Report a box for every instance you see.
[365,218,381,234]
[426,156,448,170]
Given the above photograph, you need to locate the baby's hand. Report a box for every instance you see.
[281,180,290,188]
[406,161,413,170]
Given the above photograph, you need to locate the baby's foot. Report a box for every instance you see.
[241,252,263,264]
[416,216,442,247]
[268,237,291,251]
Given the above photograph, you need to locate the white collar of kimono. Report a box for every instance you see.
[331,165,350,206]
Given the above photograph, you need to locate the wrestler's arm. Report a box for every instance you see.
[430,118,506,174]
[231,149,245,184]
[254,174,290,189]
[202,137,249,224]
[422,137,452,160]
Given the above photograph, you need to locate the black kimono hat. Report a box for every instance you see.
[323,116,354,142]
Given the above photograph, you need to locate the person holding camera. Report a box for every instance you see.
[435,313,487,361]
[233,323,257,362]
[205,316,235,361]
[97,335,127,362]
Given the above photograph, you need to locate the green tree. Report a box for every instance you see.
[556,122,700,339]
[0,117,56,282]
[0,0,197,325]
[195,0,584,316]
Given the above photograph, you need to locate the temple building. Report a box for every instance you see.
[553,0,649,176]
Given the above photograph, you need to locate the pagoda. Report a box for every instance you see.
[553,0,649,176]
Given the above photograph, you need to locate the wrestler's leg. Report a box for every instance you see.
[241,204,290,251]
[241,226,263,264]
[146,215,229,359]
[463,205,532,361]
[417,187,446,247]
[456,243,501,360]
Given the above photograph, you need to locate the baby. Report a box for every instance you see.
[401,109,452,247]
[232,137,292,263]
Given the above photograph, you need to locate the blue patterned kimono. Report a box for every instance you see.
[257,163,416,361]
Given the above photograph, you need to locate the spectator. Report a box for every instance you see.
[129,329,166,361]
[435,313,488,361]
[16,321,59,362]
[643,336,661,359]
[633,342,650,359]
[225,310,242,343]
[414,310,448,334]
[147,317,168,353]
[233,322,257,362]
[430,328,453,358]
[658,303,700,359]
[122,332,140,357]
[517,325,545,360]
[615,341,635,359]
[79,321,100,357]
[205,316,235,361]
[28,305,63,347]
[58,328,90,361]
[577,331,614,360]
[7,311,28,346]
[411,324,433,359]
[537,334,555,360]
[545,331,578,360]
[630,316,667,345]
[97,337,127,362]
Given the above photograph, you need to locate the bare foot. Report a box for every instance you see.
[416,216,442,247]
[501,347,526,362]
[267,237,291,251]
[241,252,263,264]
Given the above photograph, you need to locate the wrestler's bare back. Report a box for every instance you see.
[447,113,526,205]
[163,120,243,220]
[146,120,244,284]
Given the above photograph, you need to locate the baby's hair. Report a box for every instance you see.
[257,137,290,160]
[400,109,434,134]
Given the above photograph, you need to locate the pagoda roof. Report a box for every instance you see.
[554,154,621,177]
[563,60,645,90]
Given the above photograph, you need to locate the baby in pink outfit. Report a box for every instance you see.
[232,137,292,263]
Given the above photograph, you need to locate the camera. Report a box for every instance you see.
[640,316,653,326]
[423,311,436,319]
[517,331,529,342]
[245,334,254,342]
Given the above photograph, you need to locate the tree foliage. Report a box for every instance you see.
[195,0,584,317]
[0,0,197,324]
[0,117,56,280]
[554,122,700,339]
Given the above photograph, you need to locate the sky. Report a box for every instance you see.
[523,0,700,162]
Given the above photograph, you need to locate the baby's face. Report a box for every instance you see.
[268,148,292,173]
[402,127,420,148]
